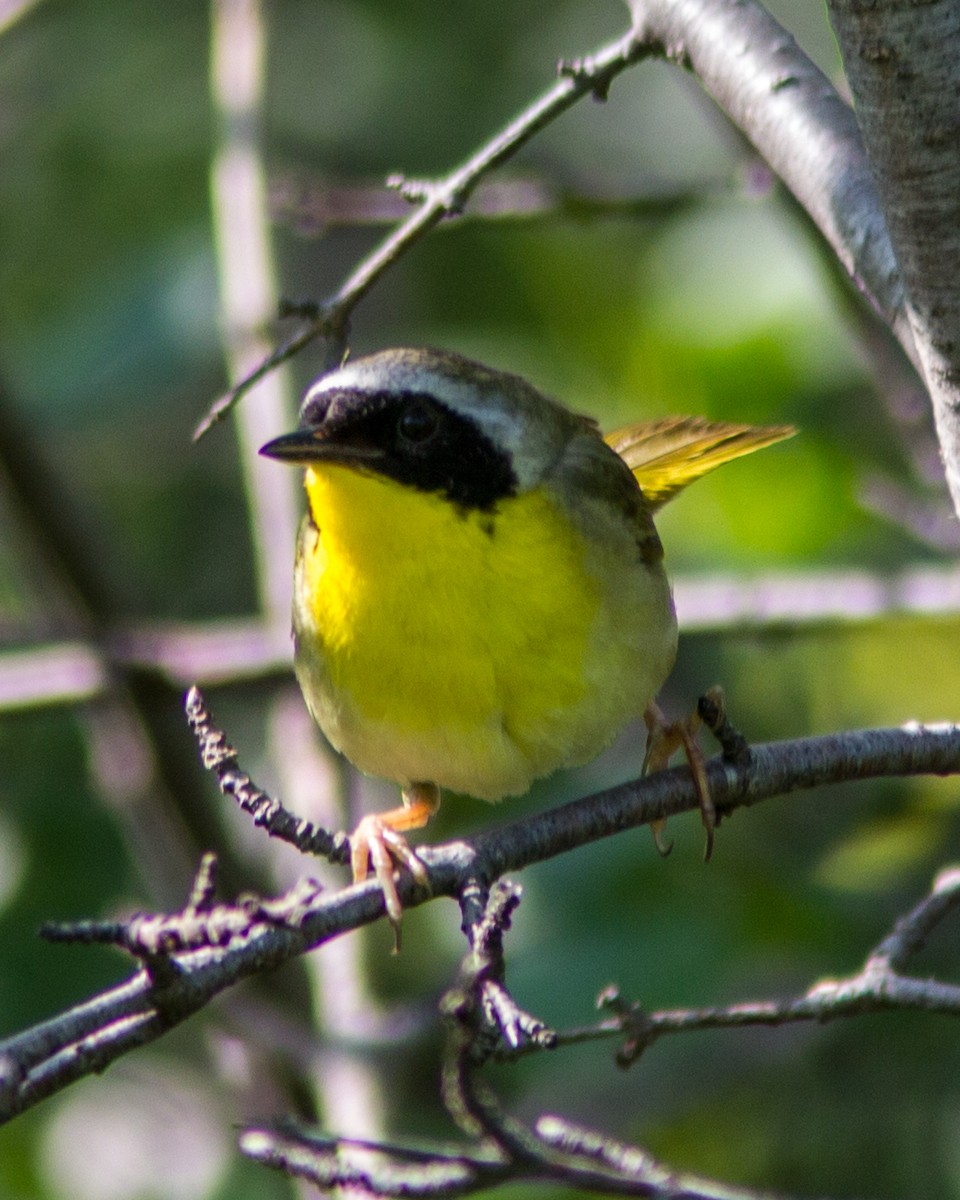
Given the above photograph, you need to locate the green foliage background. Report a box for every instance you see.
[1,2,959,1199]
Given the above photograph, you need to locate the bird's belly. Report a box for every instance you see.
[293,467,677,799]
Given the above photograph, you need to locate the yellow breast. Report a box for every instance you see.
[293,462,676,800]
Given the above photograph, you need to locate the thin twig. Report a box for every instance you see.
[192,28,655,438]
[242,886,802,1199]
[539,864,960,1066]
[184,685,350,864]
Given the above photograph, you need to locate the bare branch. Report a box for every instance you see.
[242,870,960,1198]
[546,864,960,1066]
[192,28,661,437]
[239,1126,512,1199]
[2,713,960,1124]
[870,863,960,972]
[184,685,350,863]
[532,1117,775,1200]
[246,884,885,1200]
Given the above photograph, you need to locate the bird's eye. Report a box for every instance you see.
[397,398,441,445]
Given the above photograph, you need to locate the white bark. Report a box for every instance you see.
[826,0,960,517]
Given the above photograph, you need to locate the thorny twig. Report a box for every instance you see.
[455,882,556,1060]
[184,684,351,864]
[241,873,960,1198]
[41,854,325,961]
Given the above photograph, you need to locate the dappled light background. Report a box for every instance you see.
[1,3,959,1199]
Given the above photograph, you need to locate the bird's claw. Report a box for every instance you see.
[643,699,715,861]
[350,814,432,947]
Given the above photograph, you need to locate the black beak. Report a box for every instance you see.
[259,428,383,466]
[259,429,320,463]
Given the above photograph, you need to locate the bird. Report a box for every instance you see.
[260,347,793,929]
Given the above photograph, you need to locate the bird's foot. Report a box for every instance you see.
[349,782,440,946]
[643,697,715,861]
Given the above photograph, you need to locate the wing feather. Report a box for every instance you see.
[605,416,795,511]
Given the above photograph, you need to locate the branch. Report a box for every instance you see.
[184,687,960,882]
[192,28,657,438]
[825,0,960,518]
[240,871,960,1199]
[242,882,778,1200]
[2,703,960,1123]
[542,864,960,1066]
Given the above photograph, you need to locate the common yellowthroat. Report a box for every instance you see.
[260,348,792,925]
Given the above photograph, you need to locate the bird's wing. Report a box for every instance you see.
[606,416,795,511]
